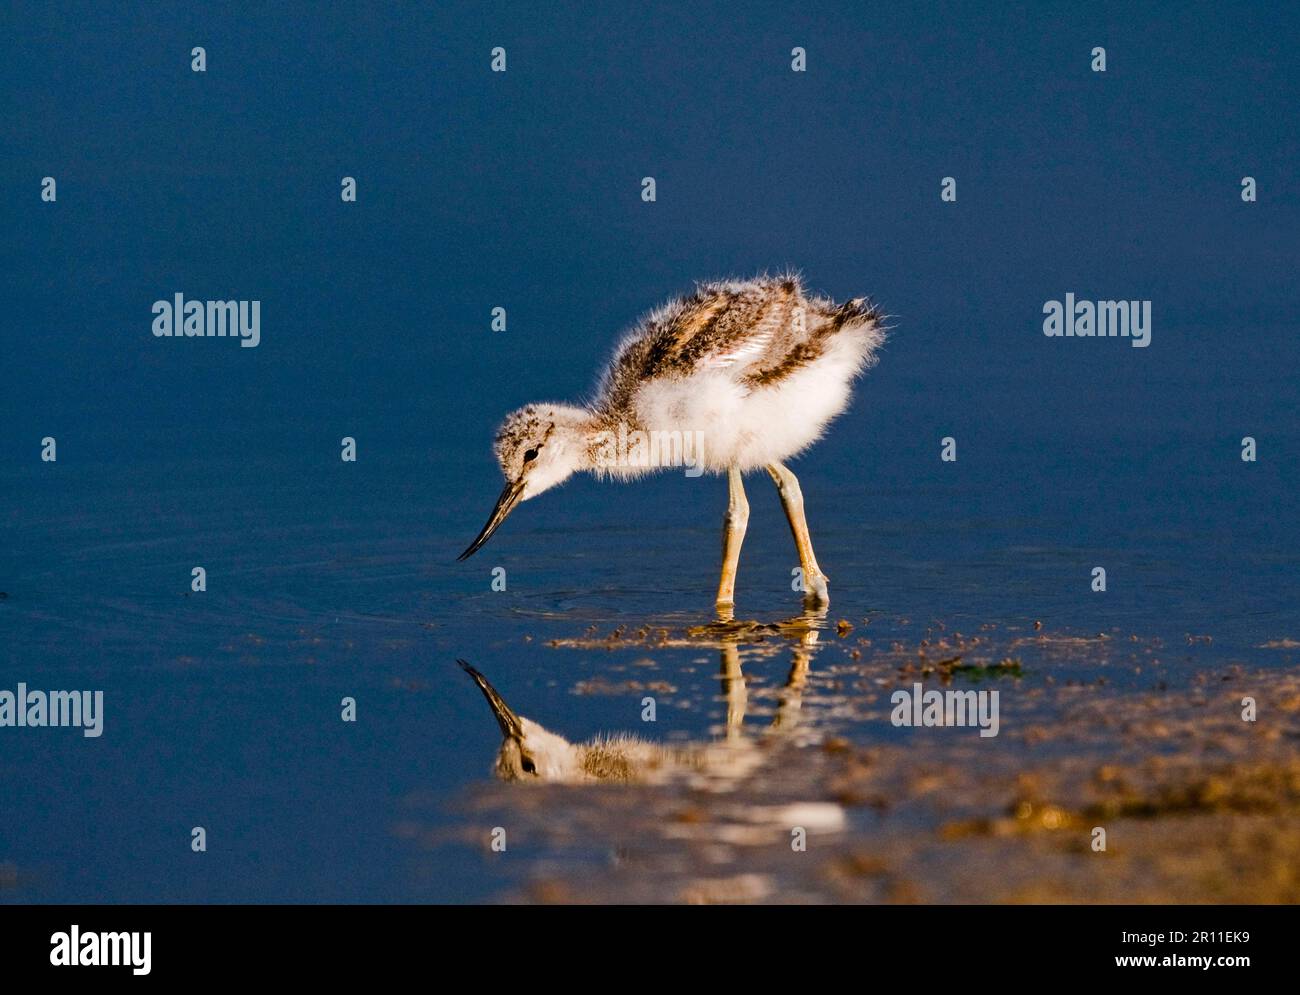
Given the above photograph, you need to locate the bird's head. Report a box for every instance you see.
[458,660,582,782]
[458,403,590,560]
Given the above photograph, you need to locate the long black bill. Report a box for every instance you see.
[457,481,524,561]
[457,659,522,740]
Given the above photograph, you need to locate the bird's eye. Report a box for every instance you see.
[523,448,539,463]
[521,756,537,774]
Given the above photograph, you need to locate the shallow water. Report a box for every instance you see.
[3,416,1297,902]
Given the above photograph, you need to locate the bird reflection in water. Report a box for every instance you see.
[458,608,828,787]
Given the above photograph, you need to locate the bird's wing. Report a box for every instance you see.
[740,295,882,388]
[692,295,786,371]
[638,282,798,378]
[596,278,878,411]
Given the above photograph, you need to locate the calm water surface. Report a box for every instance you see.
[3,409,1296,902]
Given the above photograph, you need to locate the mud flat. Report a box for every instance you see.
[414,620,1300,903]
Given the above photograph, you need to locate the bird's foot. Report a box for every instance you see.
[802,572,830,606]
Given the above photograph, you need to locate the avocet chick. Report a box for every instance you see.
[458,274,885,607]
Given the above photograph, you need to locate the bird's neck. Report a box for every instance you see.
[541,406,611,474]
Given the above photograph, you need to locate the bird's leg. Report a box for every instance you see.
[771,642,812,732]
[765,461,830,605]
[720,642,747,741]
[715,465,750,609]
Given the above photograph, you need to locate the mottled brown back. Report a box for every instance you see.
[595,275,881,416]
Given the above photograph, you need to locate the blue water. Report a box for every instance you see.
[1,3,1298,902]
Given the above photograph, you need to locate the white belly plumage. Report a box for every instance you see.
[628,333,864,474]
